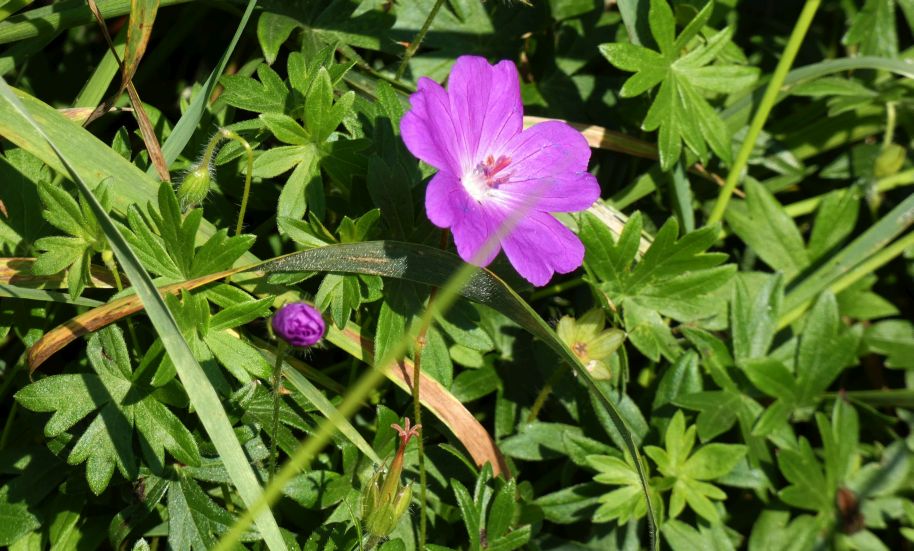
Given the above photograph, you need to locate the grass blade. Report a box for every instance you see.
[0,0,188,45]
[0,77,287,551]
[781,193,914,327]
[0,283,102,307]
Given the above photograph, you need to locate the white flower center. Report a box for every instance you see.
[462,154,511,202]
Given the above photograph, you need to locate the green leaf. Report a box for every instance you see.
[305,67,333,142]
[282,362,381,465]
[674,390,741,441]
[134,398,202,469]
[777,437,831,512]
[500,422,583,461]
[220,63,289,114]
[253,145,312,179]
[653,350,702,409]
[452,479,481,551]
[726,180,809,279]
[485,526,531,551]
[747,510,819,551]
[259,112,309,145]
[843,0,899,57]
[796,293,859,402]
[205,331,271,382]
[732,273,782,363]
[682,444,746,480]
[315,273,361,329]
[863,319,914,369]
[807,188,860,263]
[742,358,799,403]
[256,12,299,65]
[486,479,517,539]
[0,448,65,546]
[209,296,273,332]
[168,473,256,550]
[599,0,757,169]
[534,482,603,524]
[582,213,733,323]
[16,327,202,492]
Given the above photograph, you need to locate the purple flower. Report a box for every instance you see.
[272,302,325,347]
[400,55,600,286]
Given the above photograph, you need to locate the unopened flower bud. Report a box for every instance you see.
[272,302,325,347]
[362,418,421,538]
[177,165,212,210]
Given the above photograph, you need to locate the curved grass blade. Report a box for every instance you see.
[27,267,243,373]
[0,78,288,551]
[259,240,657,543]
[723,56,914,122]
[0,257,113,289]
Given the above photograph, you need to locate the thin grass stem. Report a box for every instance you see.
[778,231,914,328]
[707,0,822,225]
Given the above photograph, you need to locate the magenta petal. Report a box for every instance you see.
[425,170,504,266]
[495,120,600,212]
[424,170,461,228]
[501,211,585,286]
[400,77,463,174]
[446,56,523,170]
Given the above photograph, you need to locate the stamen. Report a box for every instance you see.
[473,154,512,188]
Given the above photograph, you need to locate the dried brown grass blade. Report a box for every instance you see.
[27,266,243,373]
[84,0,169,181]
[0,257,114,288]
[336,325,511,477]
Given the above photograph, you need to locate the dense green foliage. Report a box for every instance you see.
[0,0,913,549]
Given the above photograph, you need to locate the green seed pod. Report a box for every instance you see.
[177,165,212,210]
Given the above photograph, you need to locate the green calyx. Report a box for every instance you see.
[176,165,212,210]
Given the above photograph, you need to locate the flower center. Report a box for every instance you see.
[463,154,511,201]
[573,341,588,359]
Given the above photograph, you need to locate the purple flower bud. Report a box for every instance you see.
[271,302,325,347]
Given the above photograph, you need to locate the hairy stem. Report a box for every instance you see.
[269,341,289,481]
[395,0,446,80]
[707,0,822,225]
[221,129,254,236]
[412,288,436,549]
[527,367,567,423]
